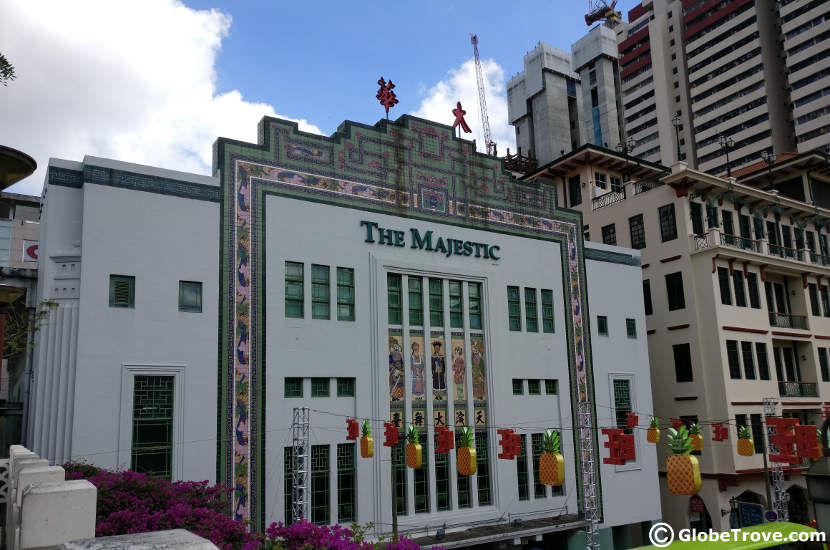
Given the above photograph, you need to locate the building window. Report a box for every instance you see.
[820,348,830,382]
[528,379,541,395]
[659,204,678,242]
[597,315,608,336]
[469,282,482,330]
[434,432,450,511]
[665,272,685,311]
[629,214,646,249]
[639,279,652,316]
[727,340,741,379]
[285,262,304,318]
[545,379,558,394]
[749,415,765,455]
[414,432,430,513]
[525,288,538,332]
[613,379,633,433]
[311,264,330,320]
[673,343,693,382]
[178,281,202,313]
[388,273,402,325]
[336,268,355,321]
[707,204,719,228]
[110,274,135,308]
[337,443,356,523]
[569,176,582,207]
[311,445,330,525]
[733,270,746,308]
[476,431,491,505]
[741,341,756,379]
[690,202,704,235]
[822,285,830,317]
[718,267,732,305]
[626,318,637,338]
[602,223,617,246]
[455,431,471,508]
[610,176,622,192]
[449,280,463,328]
[810,283,820,316]
[284,447,294,525]
[131,375,174,479]
[756,343,770,381]
[541,289,554,333]
[337,377,355,397]
[394,440,408,515]
[311,378,330,397]
[507,286,521,331]
[408,277,423,326]
[747,272,760,309]
[512,379,524,395]
[516,434,529,501]
[594,171,607,189]
[429,278,444,327]
[531,433,547,498]
[285,377,303,398]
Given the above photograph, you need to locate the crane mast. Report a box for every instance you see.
[470,34,496,156]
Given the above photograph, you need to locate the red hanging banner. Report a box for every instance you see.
[435,426,454,454]
[767,418,799,463]
[626,413,639,429]
[383,422,399,447]
[795,424,821,459]
[346,418,359,441]
[712,423,729,442]
[497,429,521,459]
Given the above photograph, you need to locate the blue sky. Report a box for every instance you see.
[1,0,640,194]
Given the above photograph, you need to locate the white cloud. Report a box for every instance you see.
[412,58,515,157]
[0,0,321,195]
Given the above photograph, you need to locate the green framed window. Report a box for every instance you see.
[545,379,557,395]
[449,280,463,328]
[613,379,632,433]
[178,281,202,313]
[336,268,355,321]
[717,266,732,305]
[311,445,329,525]
[131,375,174,480]
[531,433,546,498]
[626,318,637,338]
[475,431,491,505]
[408,277,423,326]
[311,378,330,397]
[527,379,541,395]
[468,282,482,330]
[414,432,430,513]
[285,262,304,318]
[337,443,356,523]
[336,377,355,397]
[741,341,756,379]
[387,273,402,325]
[507,286,521,331]
[516,434,529,501]
[109,274,135,308]
[512,379,523,395]
[525,288,538,332]
[285,377,303,398]
[393,438,407,515]
[284,447,294,526]
[434,431,451,511]
[541,289,554,333]
[455,430,471,508]
[429,278,444,327]
[597,315,608,336]
[756,342,770,381]
[726,340,741,379]
[311,264,330,320]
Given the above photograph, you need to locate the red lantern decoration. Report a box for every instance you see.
[626,413,638,429]
[497,429,521,459]
[795,424,821,459]
[671,418,683,430]
[767,418,799,463]
[346,418,359,441]
[712,423,729,442]
[383,422,399,447]
[435,426,454,454]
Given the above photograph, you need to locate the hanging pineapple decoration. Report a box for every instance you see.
[539,429,565,487]
[666,427,701,495]
[647,417,660,443]
[457,427,477,476]
[689,423,703,451]
[360,420,374,458]
[406,425,423,468]
[737,426,754,457]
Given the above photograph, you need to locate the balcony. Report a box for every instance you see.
[591,190,625,211]
[768,311,809,330]
[691,228,830,270]
[778,381,818,398]
[633,180,661,195]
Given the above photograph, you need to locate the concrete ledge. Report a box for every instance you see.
[59,529,219,550]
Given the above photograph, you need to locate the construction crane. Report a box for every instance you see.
[585,0,622,27]
[470,34,497,156]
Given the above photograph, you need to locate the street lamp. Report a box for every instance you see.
[617,136,636,182]
[761,150,776,189]
[719,134,735,178]
[672,113,683,162]
[805,414,830,534]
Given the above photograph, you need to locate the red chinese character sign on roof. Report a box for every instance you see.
[376,78,399,118]
[452,102,471,134]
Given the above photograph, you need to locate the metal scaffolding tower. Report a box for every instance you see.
[578,399,600,550]
[291,407,310,523]
[763,397,789,521]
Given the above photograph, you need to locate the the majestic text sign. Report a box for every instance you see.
[360,220,500,260]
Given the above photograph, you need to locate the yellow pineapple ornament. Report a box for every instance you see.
[647,417,660,443]
[666,426,701,495]
[737,426,754,457]
[457,427,477,476]
[539,429,565,486]
[405,425,422,468]
[689,423,703,451]
[360,420,374,458]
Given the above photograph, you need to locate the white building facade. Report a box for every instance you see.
[30,116,659,549]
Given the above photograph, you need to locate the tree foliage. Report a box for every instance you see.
[0,52,15,86]
[3,298,58,359]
